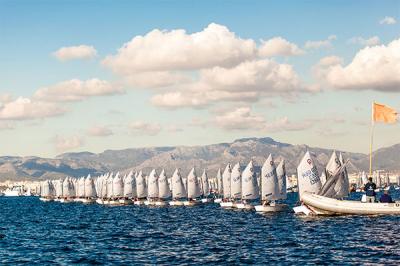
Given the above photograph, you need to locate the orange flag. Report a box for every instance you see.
[373,102,398,123]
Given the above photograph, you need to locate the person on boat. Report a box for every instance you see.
[364,177,377,203]
[379,190,394,203]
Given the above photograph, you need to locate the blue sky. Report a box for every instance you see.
[0,0,399,157]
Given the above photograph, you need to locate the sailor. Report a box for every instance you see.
[364,177,377,203]
[379,190,393,203]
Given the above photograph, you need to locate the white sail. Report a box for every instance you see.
[216,168,223,195]
[62,178,72,197]
[54,179,63,197]
[158,169,171,199]
[361,171,368,185]
[187,168,201,199]
[320,171,327,186]
[276,159,287,200]
[84,175,96,198]
[397,176,400,186]
[112,173,123,198]
[297,151,321,200]
[325,151,341,180]
[106,173,113,198]
[319,160,349,199]
[147,169,159,198]
[200,169,210,197]
[222,163,232,199]
[100,174,108,198]
[337,152,350,197]
[241,160,259,200]
[78,177,85,197]
[230,163,242,199]
[41,180,51,197]
[171,168,186,199]
[136,171,147,198]
[385,173,390,186]
[261,154,279,201]
[123,171,135,198]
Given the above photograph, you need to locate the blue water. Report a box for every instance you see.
[1,192,400,265]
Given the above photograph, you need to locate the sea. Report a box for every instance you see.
[1,192,400,265]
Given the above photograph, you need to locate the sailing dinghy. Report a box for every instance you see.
[135,171,147,205]
[120,171,135,204]
[200,169,212,203]
[169,168,186,206]
[155,169,170,206]
[145,169,159,206]
[184,167,202,206]
[214,168,223,203]
[220,163,234,208]
[236,160,259,210]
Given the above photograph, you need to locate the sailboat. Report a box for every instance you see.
[255,154,286,212]
[97,174,109,204]
[184,167,202,206]
[39,180,55,202]
[82,175,96,203]
[230,163,242,208]
[54,179,63,202]
[145,169,159,206]
[75,177,86,202]
[169,168,186,206]
[135,170,147,205]
[200,169,212,203]
[61,177,74,203]
[220,163,233,208]
[214,168,223,203]
[156,169,171,206]
[120,171,135,204]
[236,160,259,210]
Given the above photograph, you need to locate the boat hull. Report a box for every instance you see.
[119,199,133,205]
[169,201,184,206]
[183,201,200,206]
[39,197,53,202]
[214,198,222,203]
[255,204,287,212]
[234,203,254,210]
[301,192,400,215]
[220,201,234,208]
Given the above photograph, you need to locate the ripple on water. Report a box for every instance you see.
[1,192,400,264]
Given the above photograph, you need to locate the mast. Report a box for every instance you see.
[369,101,374,177]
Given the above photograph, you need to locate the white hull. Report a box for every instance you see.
[234,203,255,210]
[60,198,73,203]
[119,199,133,205]
[169,200,185,206]
[155,201,167,206]
[255,204,287,212]
[301,192,400,215]
[39,197,53,202]
[134,200,145,205]
[96,199,104,204]
[201,198,213,203]
[4,191,21,197]
[214,198,222,203]
[183,201,200,206]
[81,198,95,204]
[220,201,234,208]
[107,200,121,206]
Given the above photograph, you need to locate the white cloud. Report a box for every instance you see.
[87,125,113,137]
[53,45,97,61]
[123,71,191,88]
[379,16,396,25]
[0,97,65,120]
[348,36,380,46]
[264,117,312,132]
[129,121,162,136]
[305,35,337,49]
[259,37,304,57]
[318,38,400,92]
[103,23,256,73]
[151,59,309,109]
[33,79,124,102]
[215,107,265,130]
[315,55,344,67]
[54,135,84,153]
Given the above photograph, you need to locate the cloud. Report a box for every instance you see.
[151,59,310,109]
[348,36,380,46]
[129,121,162,136]
[103,23,256,73]
[317,38,400,92]
[53,45,97,61]
[33,79,124,102]
[305,35,337,49]
[123,71,191,88]
[259,37,304,57]
[264,117,312,132]
[379,16,396,25]
[87,125,113,137]
[214,107,265,130]
[54,135,84,153]
[0,97,65,120]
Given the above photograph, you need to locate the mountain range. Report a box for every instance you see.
[0,137,398,181]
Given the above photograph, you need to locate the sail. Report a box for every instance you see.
[123,171,135,198]
[297,151,321,200]
[230,163,242,199]
[222,163,232,199]
[216,168,223,195]
[78,177,85,197]
[54,179,63,197]
[385,173,390,186]
[112,173,123,198]
[261,154,279,201]
[147,169,159,198]
[84,175,96,198]
[106,173,113,198]
[136,171,147,198]
[41,180,50,197]
[62,178,72,197]
[320,171,327,186]
[276,159,287,200]
[200,169,210,197]
[319,161,349,199]
[397,176,400,186]
[337,152,350,197]
[158,169,171,199]
[171,168,186,199]
[361,171,368,185]
[187,168,201,199]
[325,151,341,180]
[241,160,259,200]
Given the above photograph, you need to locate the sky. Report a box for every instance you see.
[0,0,399,157]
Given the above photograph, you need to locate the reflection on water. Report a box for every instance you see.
[0,191,399,264]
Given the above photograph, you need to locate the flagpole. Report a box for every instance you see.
[369,102,374,177]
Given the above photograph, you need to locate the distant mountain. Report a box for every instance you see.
[0,137,398,181]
